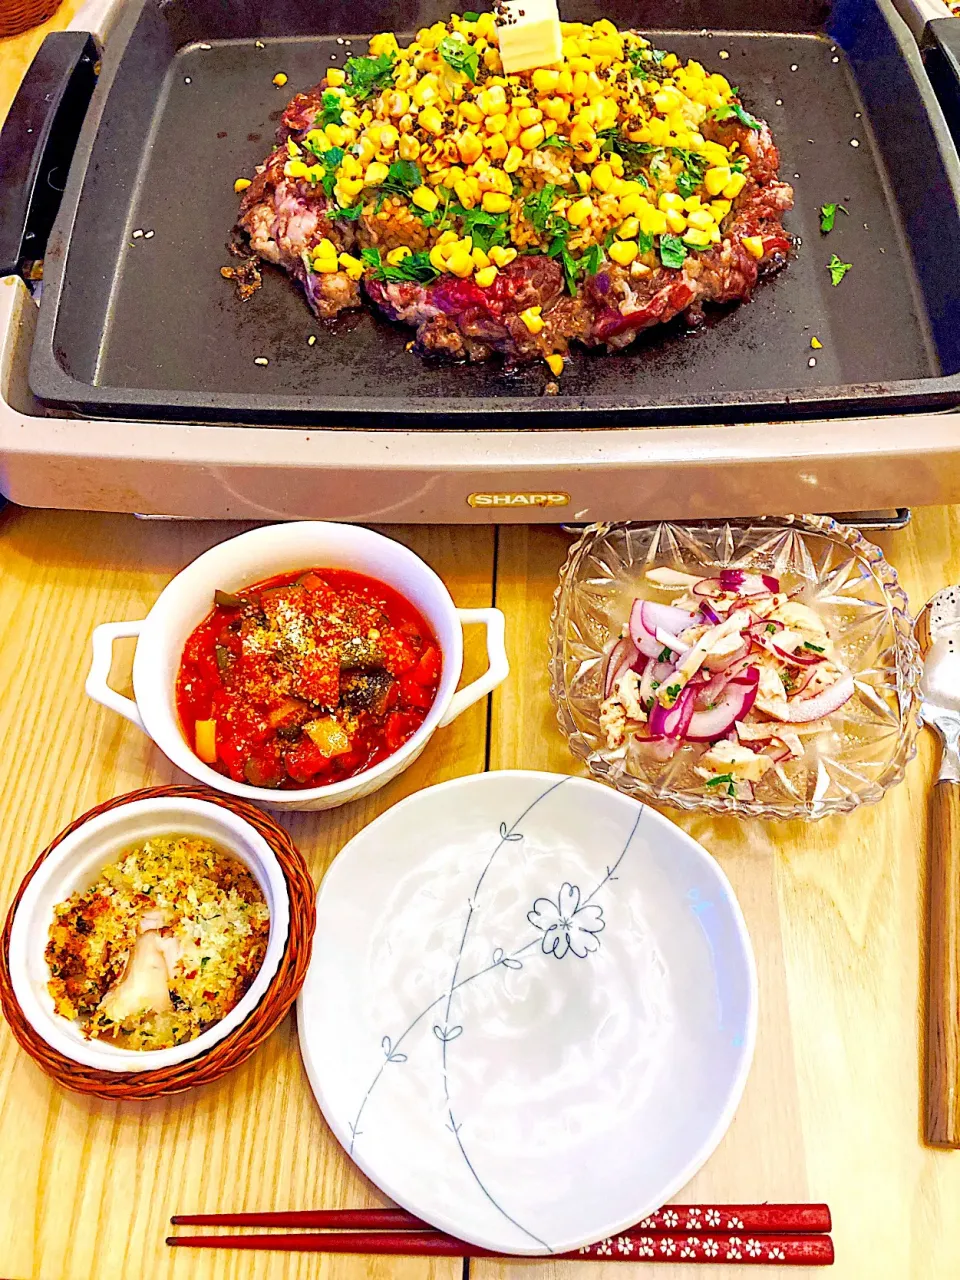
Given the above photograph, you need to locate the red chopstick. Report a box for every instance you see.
[170,1203,832,1235]
[166,1228,834,1264]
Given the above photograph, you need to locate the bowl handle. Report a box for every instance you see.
[439,607,509,728]
[85,621,147,731]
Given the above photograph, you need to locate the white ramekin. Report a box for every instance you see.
[7,796,290,1072]
[84,522,508,812]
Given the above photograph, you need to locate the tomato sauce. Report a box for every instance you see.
[175,568,442,790]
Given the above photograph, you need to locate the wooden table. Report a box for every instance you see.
[0,504,958,1280]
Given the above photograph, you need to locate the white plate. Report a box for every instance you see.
[298,771,757,1256]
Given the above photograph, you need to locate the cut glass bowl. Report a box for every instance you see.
[548,516,922,820]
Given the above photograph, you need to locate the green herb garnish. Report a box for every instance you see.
[380,158,423,198]
[659,234,687,270]
[580,242,604,276]
[705,772,737,796]
[637,229,654,255]
[665,682,682,699]
[360,245,440,285]
[819,202,849,233]
[672,147,708,199]
[538,134,573,149]
[711,100,761,131]
[438,34,480,81]
[766,623,778,634]
[337,202,365,221]
[344,51,396,101]
[523,182,557,233]
[803,641,826,653]
[658,646,674,662]
[317,90,343,127]
[827,253,852,286]
[463,9,480,20]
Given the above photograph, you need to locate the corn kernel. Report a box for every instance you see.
[639,205,668,237]
[589,161,613,192]
[519,305,544,335]
[658,191,685,212]
[397,136,420,163]
[338,252,364,280]
[412,75,440,107]
[617,216,640,239]
[533,68,560,93]
[446,249,474,278]
[412,185,439,212]
[489,245,517,268]
[475,265,498,287]
[313,256,338,273]
[429,245,450,271]
[419,105,444,135]
[272,72,288,86]
[519,123,545,150]
[458,132,483,164]
[326,68,345,87]
[609,239,639,266]
[386,246,412,265]
[323,123,346,148]
[517,106,543,128]
[543,98,571,122]
[459,100,484,124]
[710,199,732,219]
[574,170,592,193]
[811,336,823,349]
[703,166,731,197]
[485,113,508,134]
[369,31,399,57]
[567,196,594,226]
[454,178,476,207]
[478,85,507,114]
[378,125,399,151]
[234,177,251,193]
[504,144,524,173]
[682,228,712,247]
[365,162,390,186]
[487,133,509,161]
[618,192,646,217]
[685,209,714,231]
[436,230,458,247]
[546,353,564,376]
[722,171,747,199]
[481,191,512,213]
[665,209,687,233]
[472,247,491,269]
[742,235,764,259]
[683,196,702,213]
[572,70,589,98]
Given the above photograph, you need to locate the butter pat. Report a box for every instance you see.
[497,0,563,73]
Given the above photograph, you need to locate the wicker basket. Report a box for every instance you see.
[0,0,61,37]
[0,785,316,1099]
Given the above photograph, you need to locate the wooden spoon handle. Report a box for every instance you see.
[927,779,960,1146]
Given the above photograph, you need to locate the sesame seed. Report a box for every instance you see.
[808,357,817,367]
[254,357,269,365]
[132,229,143,238]
[850,138,859,147]
[790,63,798,71]
[184,76,191,83]
[832,56,839,63]
[775,98,783,105]
[855,111,862,118]
[144,230,155,239]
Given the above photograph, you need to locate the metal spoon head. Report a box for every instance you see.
[919,586,960,731]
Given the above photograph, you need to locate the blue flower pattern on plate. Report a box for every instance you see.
[528,883,605,959]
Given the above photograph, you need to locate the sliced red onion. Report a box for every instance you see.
[747,618,784,638]
[764,672,855,723]
[643,601,696,635]
[629,599,663,659]
[719,569,780,596]
[649,683,695,738]
[771,641,825,667]
[699,601,721,625]
[655,626,691,654]
[685,668,760,742]
[603,636,637,699]
[693,577,725,598]
[702,638,750,673]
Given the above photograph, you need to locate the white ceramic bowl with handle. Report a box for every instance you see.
[85,522,508,812]
[8,796,290,1072]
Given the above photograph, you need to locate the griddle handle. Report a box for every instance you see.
[921,19,960,148]
[0,31,99,279]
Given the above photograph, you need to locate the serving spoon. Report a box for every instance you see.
[918,585,960,1146]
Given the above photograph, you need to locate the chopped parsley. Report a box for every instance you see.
[317,91,343,127]
[627,45,668,79]
[580,242,604,276]
[448,202,509,251]
[705,772,737,796]
[711,100,761,131]
[545,220,604,294]
[462,9,480,19]
[523,182,557,233]
[343,51,396,101]
[659,234,687,270]
[299,143,344,198]
[336,202,365,221]
[637,229,654,255]
[658,646,674,662]
[538,135,573,149]
[827,253,853,286]
[803,641,826,653]
[819,202,849,233]
[360,246,440,285]
[597,128,659,180]
[766,623,778,634]
[673,148,708,199]
[664,682,682,699]
[438,34,480,82]
[381,158,422,197]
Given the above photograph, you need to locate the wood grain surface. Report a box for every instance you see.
[0,504,959,1280]
[926,779,960,1148]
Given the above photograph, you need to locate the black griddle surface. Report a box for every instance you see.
[30,0,960,425]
